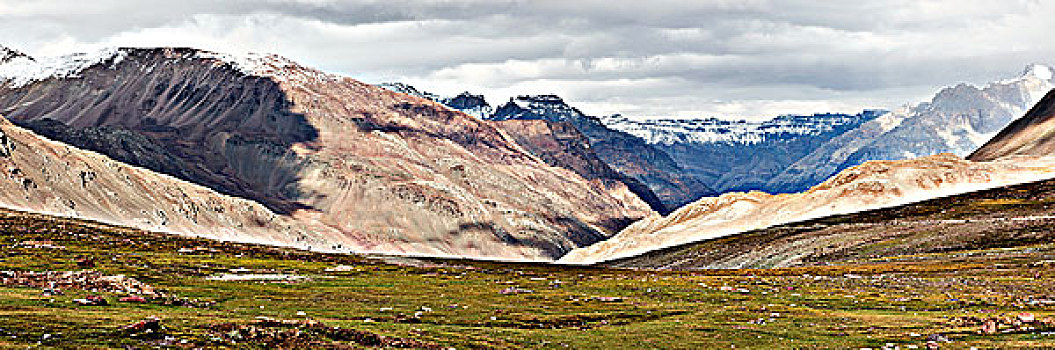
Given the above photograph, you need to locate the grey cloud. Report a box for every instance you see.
[1,0,1053,119]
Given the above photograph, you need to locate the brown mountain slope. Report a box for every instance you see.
[561,154,1055,264]
[492,119,666,217]
[0,114,339,249]
[969,89,1055,161]
[606,174,1055,270]
[0,47,653,261]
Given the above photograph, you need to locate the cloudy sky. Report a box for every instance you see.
[2,0,1053,120]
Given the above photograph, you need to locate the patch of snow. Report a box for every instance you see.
[194,50,339,88]
[1000,64,1055,85]
[0,47,127,88]
[962,124,999,150]
[875,112,905,133]
[936,128,959,149]
[603,111,885,145]
[1027,64,1053,81]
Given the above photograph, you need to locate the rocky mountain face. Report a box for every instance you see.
[0,46,655,261]
[559,153,1055,264]
[768,64,1055,193]
[0,115,334,250]
[377,83,667,212]
[488,95,715,211]
[491,119,666,213]
[970,89,1055,161]
[603,111,883,193]
[379,83,493,120]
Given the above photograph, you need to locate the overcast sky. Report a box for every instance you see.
[2,0,1053,120]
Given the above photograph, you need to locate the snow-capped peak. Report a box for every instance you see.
[376,83,493,119]
[1024,63,1054,81]
[0,46,340,90]
[193,50,337,86]
[0,46,32,64]
[0,47,127,88]
[999,63,1055,85]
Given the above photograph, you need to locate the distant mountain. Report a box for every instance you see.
[603,111,883,193]
[970,89,1055,161]
[560,153,1055,264]
[0,46,654,261]
[769,64,1055,193]
[491,119,667,216]
[377,84,668,212]
[379,83,493,119]
[488,95,715,211]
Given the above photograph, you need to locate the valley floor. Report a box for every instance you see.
[0,208,1054,349]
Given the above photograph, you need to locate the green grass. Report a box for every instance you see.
[0,209,1054,349]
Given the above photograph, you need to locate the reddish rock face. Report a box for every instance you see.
[0,48,653,261]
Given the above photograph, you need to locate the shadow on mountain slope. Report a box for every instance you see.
[0,48,319,215]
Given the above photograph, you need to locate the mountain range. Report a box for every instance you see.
[383,64,1054,199]
[377,85,714,212]
[565,86,1055,265]
[0,46,654,261]
[2,44,1055,266]
[560,152,1055,264]
[604,91,1055,269]
[602,111,884,193]
[768,64,1055,192]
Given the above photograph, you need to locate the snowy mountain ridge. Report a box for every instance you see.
[378,82,493,119]
[0,46,341,90]
[490,95,586,123]
[601,111,887,145]
[0,46,128,88]
[767,63,1055,193]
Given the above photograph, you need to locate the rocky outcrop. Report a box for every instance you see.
[969,89,1055,161]
[489,95,714,211]
[559,154,1055,264]
[0,47,654,261]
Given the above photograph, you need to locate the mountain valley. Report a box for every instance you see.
[0,44,1054,349]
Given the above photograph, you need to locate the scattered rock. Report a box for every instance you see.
[325,265,358,272]
[16,240,65,249]
[73,296,108,306]
[982,319,998,334]
[926,334,949,343]
[500,287,533,295]
[205,274,309,283]
[119,296,148,303]
[209,317,440,348]
[75,257,95,268]
[123,316,162,332]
